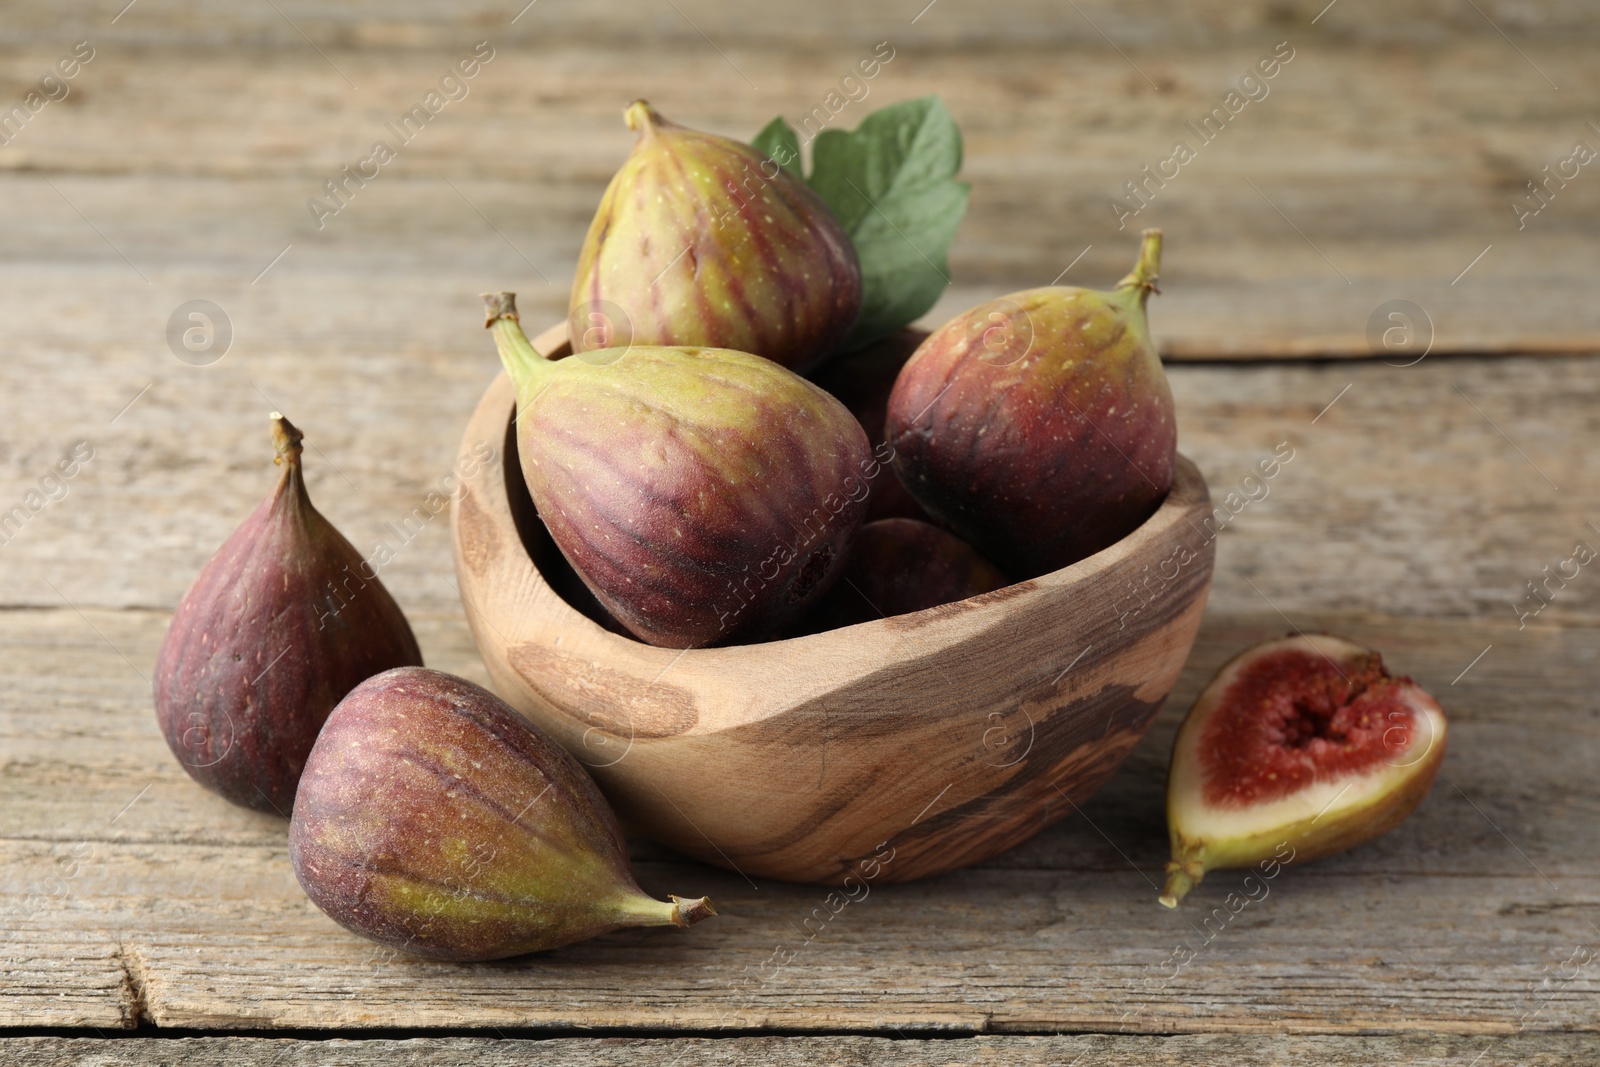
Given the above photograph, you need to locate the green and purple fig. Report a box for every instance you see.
[486,292,872,648]
[1161,634,1447,907]
[571,99,861,372]
[808,328,930,522]
[153,415,422,814]
[289,667,714,960]
[793,517,1009,634]
[885,230,1176,578]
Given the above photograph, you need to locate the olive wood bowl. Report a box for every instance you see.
[451,322,1215,885]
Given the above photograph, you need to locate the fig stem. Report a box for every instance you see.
[270,412,303,467]
[613,893,717,930]
[267,412,312,514]
[1159,859,1203,908]
[624,99,667,136]
[1115,228,1163,303]
[482,291,550,395]
[670,894,718,928]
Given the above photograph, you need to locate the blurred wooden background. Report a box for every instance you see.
[2,1,1597,1063]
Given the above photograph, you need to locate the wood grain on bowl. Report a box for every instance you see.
[451,324,1215,885]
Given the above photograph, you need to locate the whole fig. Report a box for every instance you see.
[1160,634,1448,907]
[153,415,422,814]
[808,328,929,522]
[485,292,872,648]
[885,230,1176,578]
[571,100,861,372]
[289,667,714,960]
[794,518,1008,634]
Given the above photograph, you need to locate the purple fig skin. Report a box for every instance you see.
[571,100,862,372]
[485,292,873,649]
[885,230,1177,579]
[808,328,931,523]
[288,667,715,961]
[793,518,1010,634]
[153,415,422,815]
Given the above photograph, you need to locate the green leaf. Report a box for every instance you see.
[806,96,969,351]
[749,117,803,179]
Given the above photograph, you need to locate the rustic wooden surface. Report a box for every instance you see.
[0,1,1596,350]
[4,610,1597,1038]
[2,0,1597,1062]
[4,1033,1598,1066]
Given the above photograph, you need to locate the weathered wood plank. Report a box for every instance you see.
[0,26,1594,356]
[4,1033,1596,1067]
[5,0,1598,48]
[5,847,1597,1033]
[3,610,1595,1032]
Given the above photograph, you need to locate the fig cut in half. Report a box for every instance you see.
[1161,633,1447,907]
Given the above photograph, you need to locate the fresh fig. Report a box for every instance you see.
[485,292,872,648]
[808,328,929,522]
[289,667,714,960]
[153,414,422,814]
[794,518,1009,634]
[884,230,1176,578]
[570,99,861,371]
[1160,634,1448,908]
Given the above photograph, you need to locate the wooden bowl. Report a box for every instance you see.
[451,323,1215,885]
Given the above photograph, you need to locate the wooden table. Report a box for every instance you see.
[3,1,1597,1062]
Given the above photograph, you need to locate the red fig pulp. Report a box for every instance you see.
[289,668,714,960]
[1161,634,1448,907]
[153,415,422,814]
[885,231,1176,578]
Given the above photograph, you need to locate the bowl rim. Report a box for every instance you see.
[454,320,1214,726]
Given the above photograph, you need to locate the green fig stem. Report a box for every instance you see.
[1115,228,1163,305]
[625,99,668,137]
[1159,858,1205,909]
[612,892,717,930]
[482,291,550,396]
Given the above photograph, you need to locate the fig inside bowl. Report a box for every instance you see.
[451,323,1215,885]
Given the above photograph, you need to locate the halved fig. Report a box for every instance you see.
[1160,633,1447,907]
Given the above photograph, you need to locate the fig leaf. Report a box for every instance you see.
[752,96,970,353]
[750,116,803,179]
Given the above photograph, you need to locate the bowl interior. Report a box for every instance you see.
[465,321,1214,743]
[492,325,1185,653]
